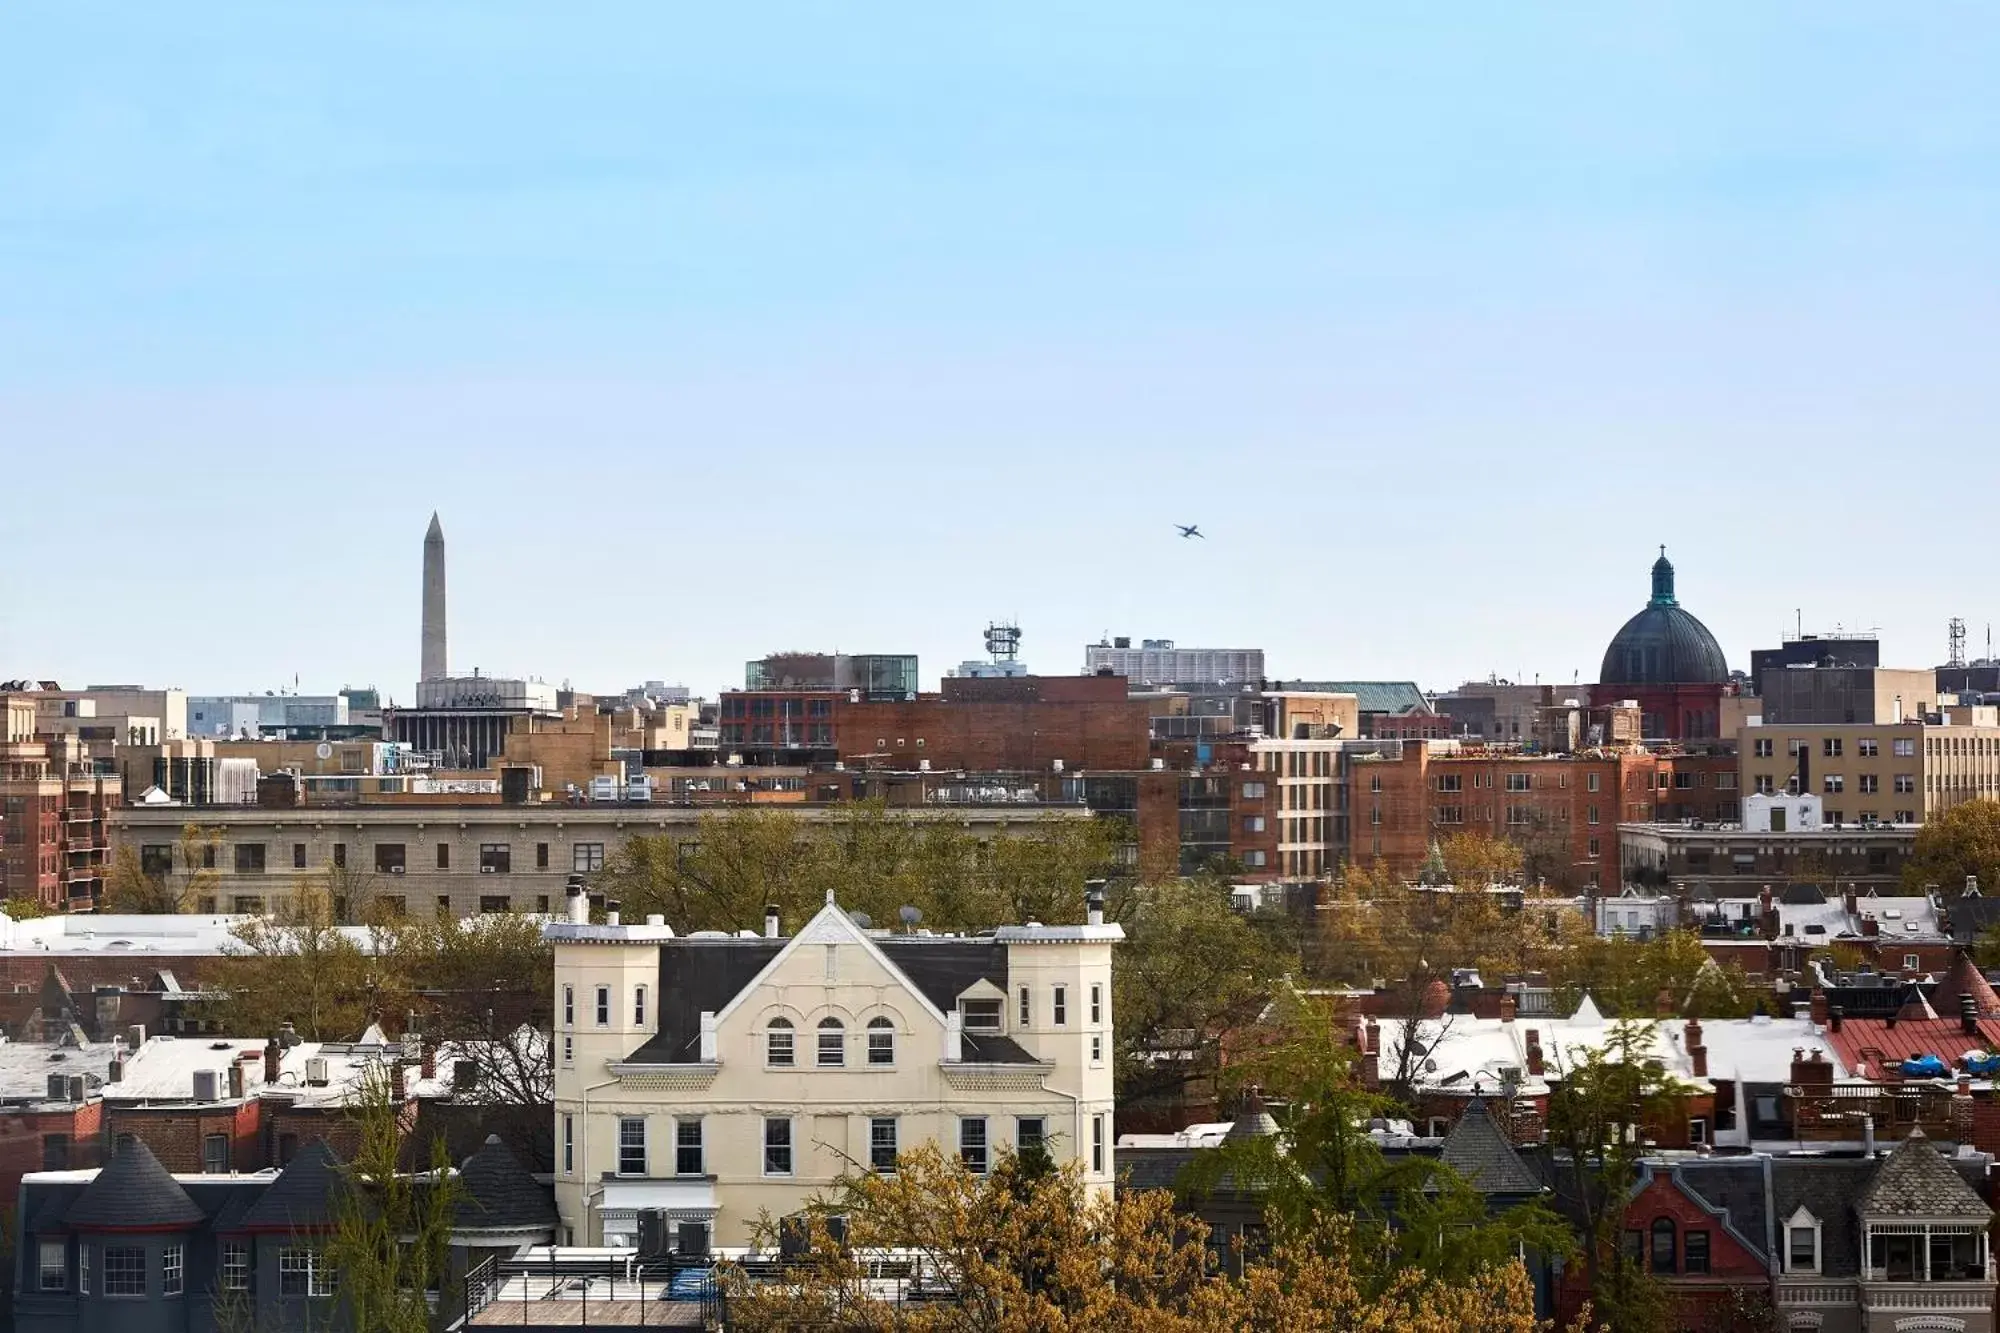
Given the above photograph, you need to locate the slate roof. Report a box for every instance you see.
[63,1137,206,1230]
[1781,883,1828,906]
[1117,1146,1201,1193]
[877,939,1010,1014]
[239,1139,348,1231]
[1673,1159,1770,1262]
[29,1184,84,1234]
[1282,681,1432,716]
[1772,1158,1878,1277]
[453,1135,558,1233]
[1225,1087,1279,1142]
[1437,1097,1540,1195]
[1855,1129,1993,1219]
[960,1032,1040,1064]
[1947,894,2000,944]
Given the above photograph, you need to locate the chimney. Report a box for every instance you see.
[279,1021,299,1048]
[390,1059,407,1102]
[264,1036,282,1084]
[227,1061,245,1100]
[1500,993,1518,1023]
[1365,1020,1381,1056]
[1525,1029,1545,1077]
[108,1053,123,1084]
[1655,988,1675,1018]
[1830,1005,1844,1033]
[127,1024,146,1048]
[1844,888,1858,916]
[1862,917,1880,938]
[1685,1019,1707,1078]
[1810,989,1829,1025]
[421,1039,437,1082]
[1963,994,1979,1038]
[605,899,621,928]
[1085,880,1106,928]
[566,875,588,924]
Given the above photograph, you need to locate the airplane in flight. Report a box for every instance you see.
[1176,524,1204,540]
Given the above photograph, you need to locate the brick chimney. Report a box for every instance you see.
[1791,1047,1833,1089]
[1685,1019,1707,1078]
[390,1059,407,1102]
[264,1035,282,1084]
[1844,888,1858,916]
[1862,917,1880,938]
[1365,1020,1381,1056]
[1499,993,1518,1023]
[1525,1028,1545,1078]
[1810,989,1829,1025]
[1656,988,1676,1018]
[421,1039,437,1082]
[1830,1004,1844,1033]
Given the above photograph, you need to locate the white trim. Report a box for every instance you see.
[1784,1206,1822,1275]
[710,899,950,1032]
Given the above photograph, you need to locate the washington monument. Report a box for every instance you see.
[421,512,447,681]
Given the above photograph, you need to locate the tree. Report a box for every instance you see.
[1114,876,1296,1117]
[724,1144,1571,1333]
[324,1067,461,1333]
[103,822,219,913]
[1542,1022,1690,1333]
[1441,832,1525,890]
[208,878,380,1039]
[1549,930,1755,1020]
[1903,798,2000,895]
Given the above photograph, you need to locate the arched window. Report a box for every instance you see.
[867,1017,895,1065]
[766,1018,794,1067]
[817,1017,845,1067]
[1650,1217,1676,1274]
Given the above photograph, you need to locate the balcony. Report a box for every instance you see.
[1790,1083,1966,1142]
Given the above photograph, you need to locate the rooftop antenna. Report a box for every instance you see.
[1949,618,1968,669]
[1796,608,1802,640]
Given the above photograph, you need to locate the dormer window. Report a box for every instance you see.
[1786,1208,1821,1273]
[960,999,1002,1033]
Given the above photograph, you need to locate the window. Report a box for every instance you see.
[221,1241,250,1292]
[1904,953,1920,970]
[279,1248,335,1298]
[1588,804,1600,825]
[1017,1117,1046,1162]
[331,843,347,869]
[163,1243,183,1296]
[818,1017,845,1066]
[563,984,574,1027]
[1506,773,1531,792]
[1052,986,1067,1026]
[867,1017,895,1065]
[1092,1114,1105,1174]
[140,844,175,876]
[291,842,307,869]
[634,985,647,1026]
[1650,1218,1676,1274]
[959,1117,989,1174]
[767,1017,795,1065]
[1896,774,1916,793]
[960,998,1002,1032]
[676,1119,704,1176]
[1824,738,1844,757]
[1687,1118,1707,1145]
[1755,775,1776,795]
[42,1133,68,1170]
[1242,850,1267,868]
[38,1240,64,1292]
[536,842,550,869]
[1091,1034,1103,1063]
[1588,837,1601,858]
[78,1244,88,1295]
[1436,774,1462,793]
[1090,984,1103,1024]
[104,1246,146,1296]
[1858,774,1879,793]
[1753,737,1774,758]
[618,1117,646,1175]
[478,843,510,873]
[1587,772,1602,792]
[1859,738,1880,757]
[1435,805,1464,825]
[1894,737,1916,757]
[477,893,510,914]
[1241,782,1265,799]
[1789,1224,1819,1272]
[1019,986,1031,1027]
[561,1034,573,1064]
[573,842,605,873]
[436,843,450,869]
[871,1117,898,1172]
[595,985,610,1025]
[1824,774,1844,793]
[1683,1230,1709,1276]
[233,843,266,874]
[764,1117,794,1175]
[374,843,406,873]
[563,1115,574,1174]
[231,895,266,914]
[203,1133,229,1174]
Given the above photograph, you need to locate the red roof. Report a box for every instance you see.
[1824,1016,2000,1075]
[1930,953,2000,1020]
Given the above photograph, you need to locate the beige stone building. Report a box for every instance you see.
[1738,721,2000,825]
[546,886,1121,1252]
[105,803,1094,919]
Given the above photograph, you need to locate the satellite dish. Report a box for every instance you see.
[849,911,873,929]
[315,743,334,760]
[898,905,923,926]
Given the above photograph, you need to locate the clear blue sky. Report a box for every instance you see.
[4,5,1997,702]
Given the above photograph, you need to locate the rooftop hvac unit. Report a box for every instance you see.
[46,1073,67,1101]
[67,1076,84,1103]
[192,1069,221,1101]
[304,1057,330,1086]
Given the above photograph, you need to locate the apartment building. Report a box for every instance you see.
[1738,721,2000,824]
[107,803,1091,919]
[1,698,120,910]
[546,885,1121,1251]
[1755,663,1937,726]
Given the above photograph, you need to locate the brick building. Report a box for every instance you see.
[1,695,119,910]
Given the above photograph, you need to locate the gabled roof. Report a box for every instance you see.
[64,1138,205,1231]
[1929,952,2000,1019]
[1671,1159,1770,1263]
[1780,883,1827,906]
[1772,1157,1877,1277]
[239,1139,348,1231]
[1856,1129,1993,1219]
[1895,984,1938,1022]
[1437,1097,1539,1195]
[453,1135,557,1234]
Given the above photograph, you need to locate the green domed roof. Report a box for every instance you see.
[1599,548,1729,686]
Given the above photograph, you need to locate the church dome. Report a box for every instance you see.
[1598,548,1729,686]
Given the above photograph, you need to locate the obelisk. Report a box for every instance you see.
[422,513,448,682]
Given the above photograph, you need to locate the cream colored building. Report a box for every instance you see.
[1738,721,2000,824]
[108,803,1093,919]
[546,887,1121,1252]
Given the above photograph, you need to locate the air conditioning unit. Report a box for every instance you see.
[304,1057,330,1086]
[480,866,495,874]
[391,866,405,875]
[192,1069,221,1101]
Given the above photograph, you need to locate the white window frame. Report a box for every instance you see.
[1091,1034,1104,1064]
[866,1016,895,1065]
[1090,984,1103,1025]
[1018,987,1031,1028]
[817,1017,846,1067]
[1785,1208,1822,1274]
[1052,986,1067,1026]
[1091,1114,1105,1174]
[595,985,610,1026]
[767,1017,796,1066]
[562,984,574,1027]
[220,1241,250,1292]
[617,1116,647,1176]
[102,1245,145,1298]
[634,985,647,1027]
[163,1243,184,1297]
[279,1247,336,1298]
[38,1240,64,1292]
[959,1116,989,1174]
[763,1116,794,1177]
[870,1117,898,1173]
[562,1114,574,1175]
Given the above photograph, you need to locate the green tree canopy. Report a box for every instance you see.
[1903,798,2000,896]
